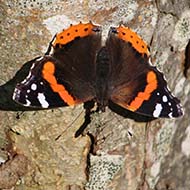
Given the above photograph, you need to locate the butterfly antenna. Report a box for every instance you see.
[45,34,57,55]
[55,110,84,141]
[114,114,133,137]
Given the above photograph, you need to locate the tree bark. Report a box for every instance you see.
[0,0,189,189]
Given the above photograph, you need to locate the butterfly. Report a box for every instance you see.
[12,21,183,118]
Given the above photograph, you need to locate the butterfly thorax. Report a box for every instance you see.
[95,47,110,112]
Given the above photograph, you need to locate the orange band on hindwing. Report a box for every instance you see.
[42,61,76,105]
[128,71,157,111]
[116,25,149,56]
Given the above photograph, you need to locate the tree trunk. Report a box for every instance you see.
[0,0,189,189]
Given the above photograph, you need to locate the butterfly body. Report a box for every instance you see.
[95,47,111,111]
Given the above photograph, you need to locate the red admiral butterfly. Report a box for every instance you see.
[12,22,183,118]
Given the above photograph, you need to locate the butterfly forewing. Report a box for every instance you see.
[13,22,102,108]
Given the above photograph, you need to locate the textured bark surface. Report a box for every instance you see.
[0,0,190,190]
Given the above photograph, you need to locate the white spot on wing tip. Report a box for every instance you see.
[21,79,28,84]
[12,88,20,101]
[12,90,17,100]
[31,83,37,91]
[36,56,44,61]
[162,95,168,102]
[168,112,173,118]
[153,103,163,117]
[37,93,49,108]
[25,99,31,107]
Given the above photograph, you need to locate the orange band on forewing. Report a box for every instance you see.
[129,97,144,110]
[117,25,149,56]
[42,61,76,105]
[53,22,99,46]
[138,92,150,100]
[128,71,157,111]
[147,70,156,82]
